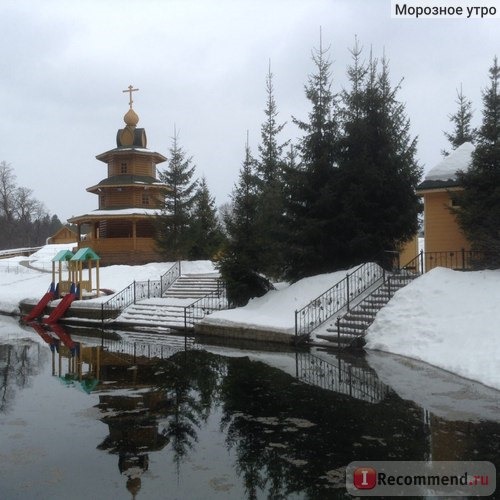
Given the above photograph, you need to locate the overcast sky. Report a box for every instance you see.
[1,0,498,222]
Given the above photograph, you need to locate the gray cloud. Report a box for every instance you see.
[0,0,498,221]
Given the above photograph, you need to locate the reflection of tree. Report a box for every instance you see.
[0,341,46,413]
[220,357,430,500]
[155,350,226,471]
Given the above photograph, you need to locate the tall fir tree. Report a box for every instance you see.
[284,35,340,281]
[456,57,500,265]
[336,49,422,268]
[255,63,289,279]
[218,137,273,306]
[187,176,225,260]
[155,130,198,260]
[443,84,476,156]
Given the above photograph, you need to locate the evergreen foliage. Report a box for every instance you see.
[456,57,500,266]
[443,84,476,155]
[255,64,289,279]
[336,47,422,268]
[155,131,198,260]
[218,139,274,306]
[284,37,341,281]
[187,176,225,260]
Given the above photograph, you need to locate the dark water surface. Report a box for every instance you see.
[0,318,498,500]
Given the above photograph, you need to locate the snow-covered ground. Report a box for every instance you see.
[365,267,500,391]
[0,244,499,392]
[200,266,364,334]
[0,244,215,314]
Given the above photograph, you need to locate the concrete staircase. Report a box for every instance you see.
[116,272,222,331]
[316,273,416,348]
[162,273,221,299]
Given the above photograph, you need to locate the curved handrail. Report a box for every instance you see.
[294,262,384,339]
[183,279,230,328]
[100,261,180,322]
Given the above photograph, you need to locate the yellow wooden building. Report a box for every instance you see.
[416,142,474,270]
[68,87,170,265]
[47,226,78,245]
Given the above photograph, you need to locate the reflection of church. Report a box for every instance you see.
[34,323,172,499]
[68,86,170,265]
[96,367,171,499]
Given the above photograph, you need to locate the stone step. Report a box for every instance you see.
[337,319,371,329]
[316,333,364,345]
[162,273,223,300]
[164,290,213,297]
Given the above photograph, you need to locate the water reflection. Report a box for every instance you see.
[3,321,499,499]
[0,336,47,413]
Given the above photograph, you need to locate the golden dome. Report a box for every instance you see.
[124,108,139,127]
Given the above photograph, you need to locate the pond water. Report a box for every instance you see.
[0,317,498,500]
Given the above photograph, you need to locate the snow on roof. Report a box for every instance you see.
[77,208,161,217]
[424,142,474,182]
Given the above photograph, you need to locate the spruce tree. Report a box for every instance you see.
[336,48,422,268]
[284,37,341,281]
[187,176,225,260]
[155,130,198,260]
[255,64,289,279]
[218,138,273,306]
[456,57,500,265]
[443,84,476,155]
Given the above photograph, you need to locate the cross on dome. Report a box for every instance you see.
[122,85,139,109]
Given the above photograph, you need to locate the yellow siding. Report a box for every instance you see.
[399,235,418,267]
[423,190,470,254]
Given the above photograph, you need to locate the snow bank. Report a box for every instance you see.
[366,267,500,391]
[0,246,215,314]
[201,267,360,333]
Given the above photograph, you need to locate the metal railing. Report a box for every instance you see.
[161,261,181,295]
[294,262,385,340]
[334,273,415,346]
[402,249,486,274]
[184,279,231,329]
[100,335,199,362]
[297,352,389,404]
[100,261,180,322]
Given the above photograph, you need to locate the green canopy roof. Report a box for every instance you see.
[71,247,100,261]
[52,250,74,262]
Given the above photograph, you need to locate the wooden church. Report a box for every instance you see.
[69,87,170,265]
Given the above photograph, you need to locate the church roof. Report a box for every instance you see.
[87,174,168,192]
[95,146,167,164]
[67,208,161,224]
[417,142,474,191]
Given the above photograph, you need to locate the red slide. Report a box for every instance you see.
[28,321,57,346]
[24,291,55,322]
[49,323,77,351]
[43,293,76,324]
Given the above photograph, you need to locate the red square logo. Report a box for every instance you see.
[353,467,377,489]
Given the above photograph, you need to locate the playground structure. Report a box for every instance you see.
[24,247,101,324]
[52,247,101,300]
